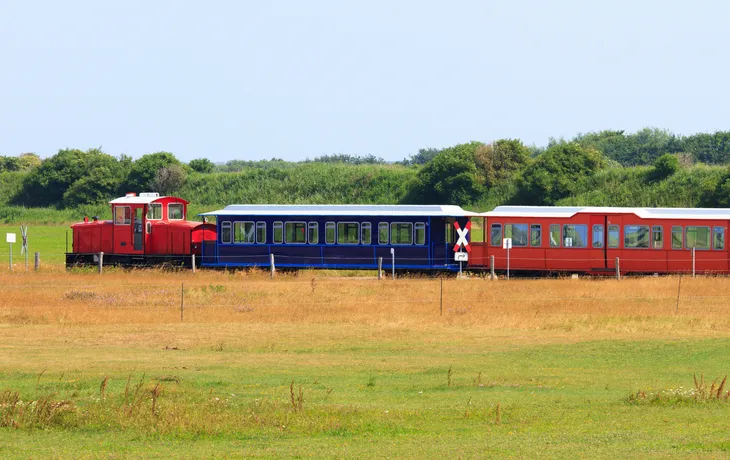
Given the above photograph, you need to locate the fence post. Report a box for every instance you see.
[270,254,275,279]
[692,247,696,278]
[391,249,395,280]
[34,252,40,272]
[490,255,495,280]
[98,252,104,274]
[25,250,28,272]
[180,282,184,322]
[8,242,12,272]
[377,257,383,280]
[191,254,196,274]
[615,257,620,280]
[440,277,443,316]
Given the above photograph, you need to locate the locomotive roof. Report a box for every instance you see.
[485,206,730,220]
[200,204,478,217]
[109,193,187,205]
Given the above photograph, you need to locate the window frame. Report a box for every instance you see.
[221,221,232,244]
[146,203,162,220]
[307,222,319,245]
[390,222,414,245]
[671,226,683,250]
[624,225,650,249]
[562,224,588,248]
[490,224,503,247]
[337,222,360,245]
[530,224,541,247]
[256,222,266,244]
[415,222,426,245]
[114,206,132,225]
[651,225,663,250]
[273,221,283,244]
[378,222,389,245]
[608,224,619,249]
[685,226,711,250]
[504,223,529,247]
[285,221,307,245]
[325,221,336,245]
[549,224,560,248]
[592,224,604,249]
[361,222,372,245]
[234,221,256,244]
[714,226,725,251]
[168,203,184,220]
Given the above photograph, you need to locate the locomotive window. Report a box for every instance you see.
[652,226,663,249]
[490,224,502,246]
[338,222,359,244]
[415,222,426,245]
[608,225,619,248]
[549,225,560,247]
[671,227,682,249]
[285,222,307,244]
[361,223,372,245]
[592,225,604,248]
[562,225,587,248]
[256,222,266,244]
[714,227,724,250]
[391,222,413,245]
[114,206,131,225]
[308,222,319,244]
[530,224,541,247]
[221,221,232,243]
[378,222,389,245]
[504,224,528,247]
[445,222,455,243]
[168,203,184,220]
[146,203,162,220]
[686,226,710,249]
[624,225,650,249]
[326,222,336,244]
[273,221,283,244]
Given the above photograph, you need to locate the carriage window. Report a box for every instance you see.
[221,221,232,243]
[530,225,541,247]
[445,222,455,243]
[114,206,131,225]
[273,221,283,244]
[504,224,528,247]
[168,203,184,220]
[490,224,502,246]
[608,225,619,248]
[714,227,724,250]
[146,203,162,220]
[234,221,255,244]
[671,227,682,249]
[338,222,359,244]
[256,222,266,244]
[362,223,372,245]
[563,225,587,248]
[308,222,318,244]
[592,225,604,248]
[550,225,560,247]
[415,222,426,245]
[325,222,336,244]
[624,225,650,249]
[378,222,389,245]
[652,226,663,249]
[285,222,307,244]
[391,223,413,245]
[686,226,710,249]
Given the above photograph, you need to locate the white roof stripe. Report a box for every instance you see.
[483,206,730,220]
[109,193,167,205]
[200,204,478,217]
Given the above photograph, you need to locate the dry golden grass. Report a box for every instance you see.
[1,268,730,338]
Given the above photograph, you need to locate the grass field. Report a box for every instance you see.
[1,269,730,458]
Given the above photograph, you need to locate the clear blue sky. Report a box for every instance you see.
[1,0,728,162]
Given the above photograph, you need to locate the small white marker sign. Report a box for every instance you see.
[502,238,512,249]
[454,252,468,262]
[6,233,16,244]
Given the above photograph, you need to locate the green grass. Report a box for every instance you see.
[0,323,729,458]
[0,225,69,265]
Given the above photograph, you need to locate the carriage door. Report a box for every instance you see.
[590,215,607,270]
[133,207,144,251]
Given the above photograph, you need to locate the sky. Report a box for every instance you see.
[1,0,729,163]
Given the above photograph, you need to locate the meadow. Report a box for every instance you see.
[1,265,730,458]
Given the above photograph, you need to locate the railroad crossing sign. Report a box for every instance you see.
[453,221,471,253]
[20,226,28,255]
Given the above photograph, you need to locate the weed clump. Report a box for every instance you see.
[629,374,730,405]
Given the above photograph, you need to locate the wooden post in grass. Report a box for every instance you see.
[34,252,40,272]
[180,282,184,322]
[615,257,620,280]
[692,247,696,278]
[98,252,104,274]
[377,257,383,280]
[270,254,275,279]
[191,254,196,274]
[490,255,495,280]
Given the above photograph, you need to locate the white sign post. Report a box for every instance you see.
[390,247,395,280]
[503,238,512,280]
[6,233,16,271]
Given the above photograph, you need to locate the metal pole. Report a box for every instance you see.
[675,274,682,314]
[692,247,696,278]
[615,257,620,280]
[98,252,103,274]
[391,250,395,280]
[191,254,196,273]
[180,282,184,322]
[490,255,495,280]
[8,243,12,271]
[270,253,275,279]
[34,252,40,271]
[506,246,510,280]
[377,257,383,280]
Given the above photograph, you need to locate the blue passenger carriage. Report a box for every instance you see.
[198,205,476,271]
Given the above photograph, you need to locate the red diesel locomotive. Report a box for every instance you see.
[65,193,216,266]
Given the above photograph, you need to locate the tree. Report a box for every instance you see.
[650,153,680,181]
[149,164,187,195]
[681,131,730,164]
[188,158,215,173]
[18,152,42,170]
[62,166,123,207]
[125,152,181,192]
[517,142,605,205]
[474,139,531,187]
[405,148,442,165]
[0,156,21,172]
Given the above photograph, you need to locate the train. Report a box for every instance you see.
[66,193,730,275]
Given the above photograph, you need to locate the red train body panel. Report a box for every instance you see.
[468,206,730,274]
[67,193,216,266]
